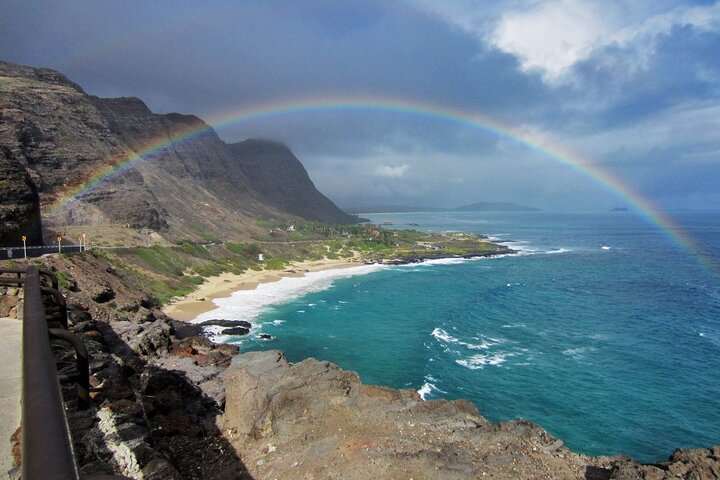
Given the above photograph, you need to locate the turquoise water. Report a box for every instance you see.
[207,212,720,462]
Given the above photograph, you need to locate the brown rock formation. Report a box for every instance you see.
[0,145,42,246]
[220,350,720,480]
[229,139,357,224]
[3,252,718,479]
[0,60,356,244]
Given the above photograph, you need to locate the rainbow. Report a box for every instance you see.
[49,95,717,274]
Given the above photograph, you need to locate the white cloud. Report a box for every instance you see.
[375,163,410,178]
[417,0,720,84]
[491,0,614,81]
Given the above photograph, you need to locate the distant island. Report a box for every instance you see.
[345,201,541,214]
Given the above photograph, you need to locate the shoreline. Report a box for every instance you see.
[162,247,514,322]
[162,258,363,322]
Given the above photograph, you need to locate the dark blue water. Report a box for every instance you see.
[221,211,720,461]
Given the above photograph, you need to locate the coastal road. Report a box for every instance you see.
[0,317,21,479]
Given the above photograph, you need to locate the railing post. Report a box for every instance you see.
[21,266,80,480]
[49,328,90,410]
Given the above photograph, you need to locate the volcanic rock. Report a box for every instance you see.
[221,326,250,336]
[0,145,42,246]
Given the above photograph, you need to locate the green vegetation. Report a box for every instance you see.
[55,270,73,289]
[97,223,505,305]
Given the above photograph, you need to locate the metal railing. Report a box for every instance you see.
[0,266,129,479]
[0,266,59,289]
[21,265,81,479]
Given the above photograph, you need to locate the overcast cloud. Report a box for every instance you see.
[1,0,718,211]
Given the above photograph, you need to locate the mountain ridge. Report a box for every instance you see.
[0,60,354,245]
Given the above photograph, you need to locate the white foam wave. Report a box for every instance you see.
[513,247,571,256]
[203,321,261,343]
[456,352,514,369]
[417,382,433,399]
[417,257,468,266]
[501,323,527,328]
[486,234,510,242]
[418,382,447,400]
[432,328,500,350]
[562,346,596,358]
[418,375,447,400]
[192,263,387,324]
[601,245,611,250]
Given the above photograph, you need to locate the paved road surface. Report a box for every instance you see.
[0,318,21,479]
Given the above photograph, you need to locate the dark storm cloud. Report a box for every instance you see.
[1,0,718,210]
[565,24,720,130]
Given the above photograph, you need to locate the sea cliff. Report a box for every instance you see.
[3,252,719,479]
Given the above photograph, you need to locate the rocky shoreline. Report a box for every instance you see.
[366,246,515,265]
[3,252,719,479]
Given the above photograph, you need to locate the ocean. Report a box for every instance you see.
[194,211,720,462]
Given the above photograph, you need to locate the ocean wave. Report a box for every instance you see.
[203,321,261,343]
[418,375,447,400]
[562,346,597,358]
[416,257,469,266]
[192,263,387,324]
[418,381,447,400]
[507,246,572,257]
[432,328,501,350]
[456,352,514,369]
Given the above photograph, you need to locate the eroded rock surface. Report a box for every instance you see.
[5,252,719,479]
[0,145,42,246]
[219,351,720,480]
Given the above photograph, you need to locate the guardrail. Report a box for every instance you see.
[21,266,81,479]
[1,266,129,479]
[0,245,86,260]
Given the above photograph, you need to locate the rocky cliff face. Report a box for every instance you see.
[0,60,354,243]
[229,139,356,224]
[4,252,719,479]
[221,350,720,480]
[0,146,42,246]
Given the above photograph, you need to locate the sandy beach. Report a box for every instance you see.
[162,258,363,322]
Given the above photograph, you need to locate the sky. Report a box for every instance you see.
[1,0,718,211]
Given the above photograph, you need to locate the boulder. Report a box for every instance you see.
[198,319,251,329]
[90,280,115,303]
[221,326,250,336]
